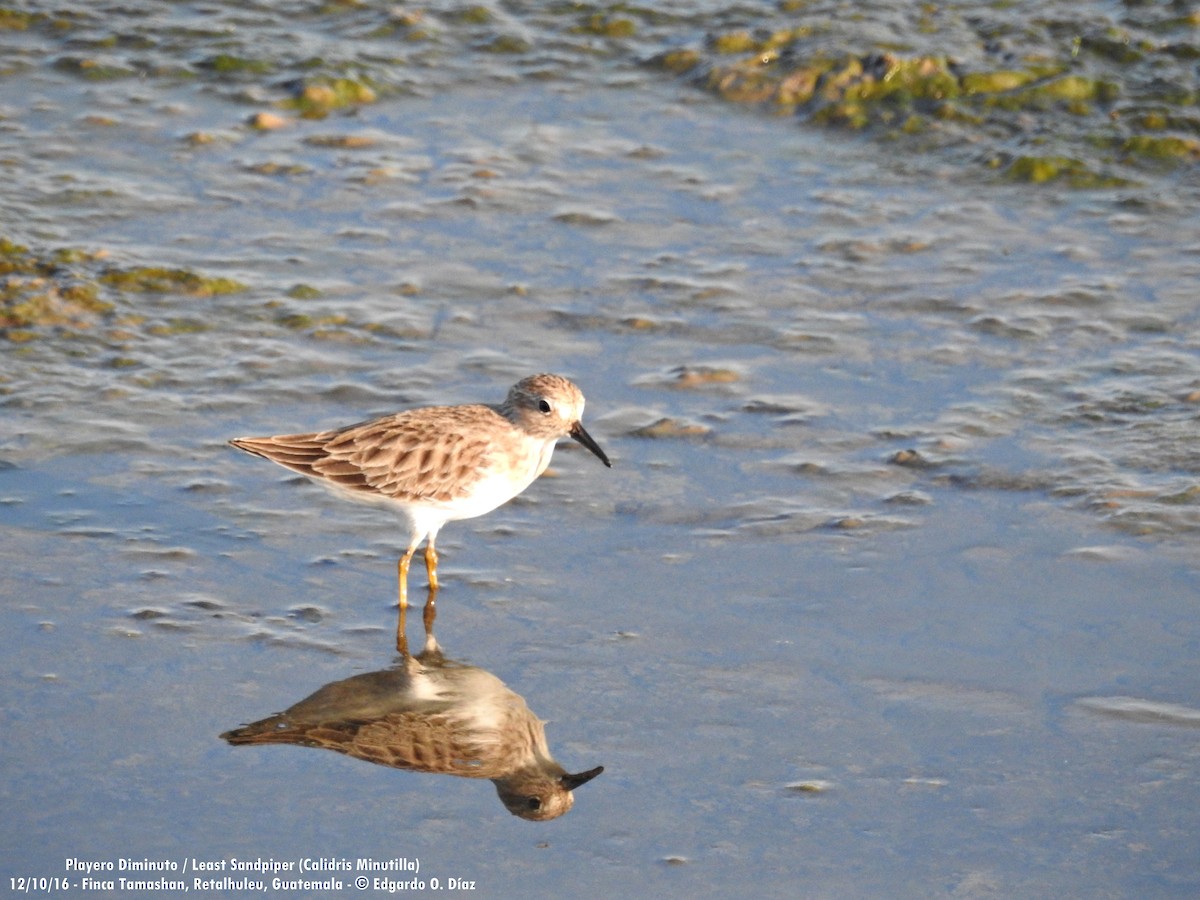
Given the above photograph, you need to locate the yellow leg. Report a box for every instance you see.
[424,543,439,593]
[397,547,416,611]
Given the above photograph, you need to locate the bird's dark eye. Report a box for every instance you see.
[537,399,552,414]
[526,797,541,810]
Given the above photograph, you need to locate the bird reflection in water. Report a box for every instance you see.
[221,592,603,820]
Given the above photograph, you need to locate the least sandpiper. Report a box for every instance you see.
[221,631,604,820]
[229,373,611,607]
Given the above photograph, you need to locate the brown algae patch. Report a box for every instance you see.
[675,45,1125,185]
[281,78,378,118]
[0,237,246,342]
[99,267,245,297]
[652,8,1199,187]
[574,13,637,39]
[304,134,377,149]
[668,365,741,389]
[635,365,743,390]
[630,417,712,439]
[248,112,289,131]
[0,238,112,340]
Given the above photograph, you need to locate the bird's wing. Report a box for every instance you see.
[232,405,509,503]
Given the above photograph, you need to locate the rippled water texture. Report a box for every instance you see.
[2,2,1198,897]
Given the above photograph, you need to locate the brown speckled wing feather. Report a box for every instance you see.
[232,404,507,503]
[223,713,503,778]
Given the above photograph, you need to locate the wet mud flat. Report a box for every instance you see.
[3,1,1200,897]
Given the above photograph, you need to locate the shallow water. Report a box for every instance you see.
[2,2,1199,898]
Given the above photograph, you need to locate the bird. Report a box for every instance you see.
[221,631,604,820]
[229,373,611,608]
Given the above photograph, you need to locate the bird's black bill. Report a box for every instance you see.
[560,765,604,791]
[570,422,612,467]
